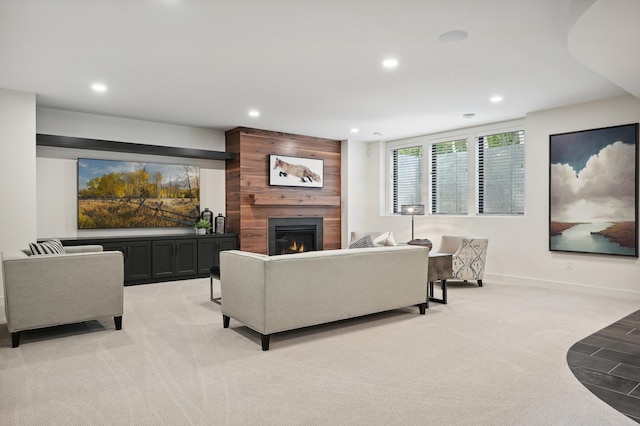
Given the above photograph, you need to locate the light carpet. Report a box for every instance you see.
[1,278,638,425]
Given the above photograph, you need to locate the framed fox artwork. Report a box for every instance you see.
[269,154,324,188]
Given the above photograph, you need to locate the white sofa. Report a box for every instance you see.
[220,245,430,350]
[2,245,124,347]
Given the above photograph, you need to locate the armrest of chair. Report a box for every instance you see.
[436,235,464,255]
[65,245,104,254]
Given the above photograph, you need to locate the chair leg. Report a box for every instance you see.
[114,316,123,330]
[477,279,483,287]
[11,332,21,348]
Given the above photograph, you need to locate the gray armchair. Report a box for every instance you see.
[1,245,124,347]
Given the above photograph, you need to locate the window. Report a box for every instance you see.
[430,139,468,214]
[386,120,525,216]
[391,145,423,214]
[477,130,525,215]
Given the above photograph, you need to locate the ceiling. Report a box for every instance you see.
[0,0,636,143]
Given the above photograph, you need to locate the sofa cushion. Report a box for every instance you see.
[348,235,374,249]
[29,238,66,256]
[350,231,397,247]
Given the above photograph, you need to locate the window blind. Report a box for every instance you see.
[477,130,525,214]
[392,146,423,214]
[430,139,468,214]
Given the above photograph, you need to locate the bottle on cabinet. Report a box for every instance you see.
[215,213,226,234]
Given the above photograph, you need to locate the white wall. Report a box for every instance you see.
[36,108,227,238]
[37,107,225,151]
[352,95,640,298]
[341,139,373,247]
[0,88,37,295]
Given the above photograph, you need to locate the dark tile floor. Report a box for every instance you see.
[567,309,640,423]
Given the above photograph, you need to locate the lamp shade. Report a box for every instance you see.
[400,204,425,215]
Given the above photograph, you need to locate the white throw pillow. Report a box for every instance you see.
[385,232,397,246]
[371,231,390,247]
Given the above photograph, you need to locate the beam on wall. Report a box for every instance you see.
[36,134,234,160]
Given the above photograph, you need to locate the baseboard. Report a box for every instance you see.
[484,273,640,301]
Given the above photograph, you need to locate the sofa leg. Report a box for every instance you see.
[261,334,271,351]
[11,332,21,348]
[223,315,230,328]
[114,316,123,330]
[477,279,483,287]
[418,303,426,315]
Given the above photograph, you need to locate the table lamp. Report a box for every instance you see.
[400,204,425,240]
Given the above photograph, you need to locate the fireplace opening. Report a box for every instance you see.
[268,217,323,256]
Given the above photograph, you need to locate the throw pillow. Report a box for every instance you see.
[350,231,398,247]
[348,235,374,249]
[29,238,66,255]
[371,231,388,247]
[385,232,398,246]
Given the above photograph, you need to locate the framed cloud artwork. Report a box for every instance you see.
[269,155,323,188]
[549,123,639,257]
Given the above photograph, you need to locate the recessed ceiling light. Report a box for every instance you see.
[463,113,476,119]
[439,30,469,43]
[490,96,503,103]
[382,58,398,69]
[350,128,359,133]
[91,83,107,93]
[248,110,260,117]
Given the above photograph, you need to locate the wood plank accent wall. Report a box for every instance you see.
[225,127,341,254]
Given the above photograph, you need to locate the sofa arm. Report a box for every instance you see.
[2,250,124,333]
[220,250,269,333]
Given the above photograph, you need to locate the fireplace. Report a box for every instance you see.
[268,217,323,255]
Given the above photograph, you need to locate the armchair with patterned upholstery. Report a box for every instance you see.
[432,235,488,286]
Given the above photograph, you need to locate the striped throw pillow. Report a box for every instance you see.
[29,238,66,255]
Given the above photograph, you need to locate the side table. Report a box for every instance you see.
[428,253,452,304]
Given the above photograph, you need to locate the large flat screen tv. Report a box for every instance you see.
[78,158,200,229]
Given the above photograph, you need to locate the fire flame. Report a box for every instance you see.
[288,241,305,253]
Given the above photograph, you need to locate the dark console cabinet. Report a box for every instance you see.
[101,241,152,283]
[197,236,237,275]
[152,239,197,279]
[62,234,238,285]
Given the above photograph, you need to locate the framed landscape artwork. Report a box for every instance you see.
[269,154,323,188]
[78,158,200,229]
[549,123,639,257]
